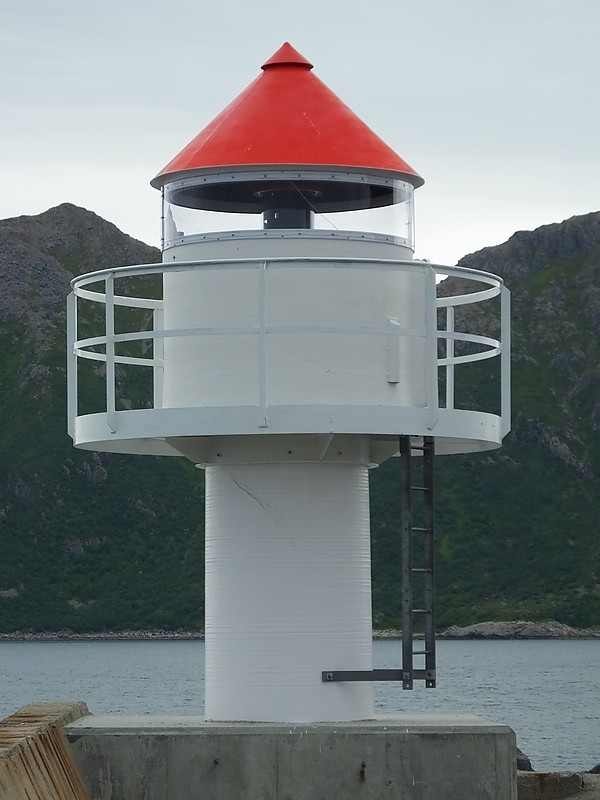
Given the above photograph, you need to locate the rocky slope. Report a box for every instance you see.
[0,205,204,632]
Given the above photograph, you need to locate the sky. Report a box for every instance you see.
[2,0,599,266]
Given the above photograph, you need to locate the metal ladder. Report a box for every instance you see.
[400,435,436,689]
[322,435,436,688]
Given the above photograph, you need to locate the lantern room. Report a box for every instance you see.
[151,42,421,257]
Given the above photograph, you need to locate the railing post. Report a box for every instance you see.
[153,307,164,409]
[66,292,77,438]
[105,273,117,433]
[445,306,455,410]
[501,285,511,437]
[425,267,439,430]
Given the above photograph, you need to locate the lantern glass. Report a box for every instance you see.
[162,173,414,249]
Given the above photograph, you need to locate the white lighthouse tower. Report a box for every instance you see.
[67,43,510,727]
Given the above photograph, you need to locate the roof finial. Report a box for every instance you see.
[261,42,314,70]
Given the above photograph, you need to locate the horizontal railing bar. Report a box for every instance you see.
[74,335,108,348]
[433,263,502,286]
[72,330,501,363]
[75,324,428,350]
[436,284,501,308]
[72,349,105,362]
[437,331,499,347]
[75,287,162,310]
[438,346,501,366]
[71,257,504,293]
[76,277,499,314]
[74,328,257,349]
[76,279,500,313]
[113,355,162,367]
[71,257,431,289]
[75,332,499,369]
[73,348,163,367]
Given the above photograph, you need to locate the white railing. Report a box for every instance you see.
[67,258,510,439]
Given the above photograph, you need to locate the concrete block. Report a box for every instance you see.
[385,728,513,799]
[66,730,169,800]
[517,771,585,799]
[65,714,516,800]
[276,728,390,799]
[167,730,278,800]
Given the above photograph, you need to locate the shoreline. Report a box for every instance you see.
[0,630,205,642]
[1,620,599,643]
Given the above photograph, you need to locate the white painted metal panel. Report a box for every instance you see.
[161,243,427,413]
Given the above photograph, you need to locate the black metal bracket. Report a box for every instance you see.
[321,669,436,689]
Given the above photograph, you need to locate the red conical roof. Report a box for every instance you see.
[151,43,423,188]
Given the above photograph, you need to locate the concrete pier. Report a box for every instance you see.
[65,713,516,799]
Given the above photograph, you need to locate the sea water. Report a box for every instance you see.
[1,638,598,772]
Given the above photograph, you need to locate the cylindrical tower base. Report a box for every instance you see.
[204,460,374,722]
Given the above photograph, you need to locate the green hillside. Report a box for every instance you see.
[1,204,600,632]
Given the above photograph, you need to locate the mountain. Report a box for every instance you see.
[0,205,204,632]
[371,211,600,629]
[1,203,600,632]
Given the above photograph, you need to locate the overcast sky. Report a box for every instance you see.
[2,0,598,265]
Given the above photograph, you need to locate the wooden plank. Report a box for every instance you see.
[0,703,91,800]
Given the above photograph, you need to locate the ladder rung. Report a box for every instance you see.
[412,650,433,655]
[412,568,432,573]
[413,609,432,614]
[411,527,431,533]
[411,486,429,491]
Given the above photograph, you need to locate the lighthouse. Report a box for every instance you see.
[67,44,510,729]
